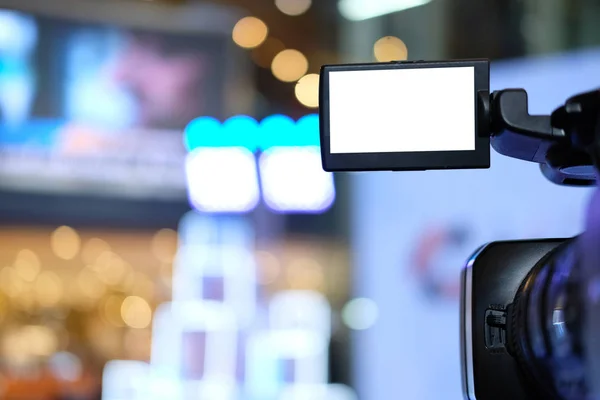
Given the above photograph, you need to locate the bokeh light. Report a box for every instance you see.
[255,250,281,285]
[77,268,106,299]
[184,116,223,151]
[185,113,323,152]
[49,352,83,382]
[159,263,173,287]
[119,268,136,292]
[222,115,261,151]
[342,298,379,330]
[151,229,179,263]
[14,249,40,282]
[121,296,152,329]
[339,0,432,21]
[131,273,155,300]
[271,49,309,82]
[259,146,336,212]
[275,0,312,16]
[186,147,260,213]
[51,226,81,260]
[1,267,23,297]
[232,16,268,49]
[34,271,63,307]
[295,73,320,108]
[82,238,110,264]
[295,114,321,146]
[98,254,129,286]
[102,295,126,327]
[185,115,260,151]
[0,297,7,323]
[251,37,285,68]
[286,257,325,290]
[258,114,297,150]
[1,326,59,360]
[373,36,408,62]
[124,329,152,360]
[23,326,58,356]
[15,289,35,312]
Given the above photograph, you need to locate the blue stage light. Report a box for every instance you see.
[184,114,321,151]
[222,115,260,151]
[295,114,320,147]
[259,146,335,213]
[185,147,260,213]
[183,114,335,214]
[184,116,222,151]
[258,114,296,150]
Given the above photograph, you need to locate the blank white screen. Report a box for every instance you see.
[328,66,476,154]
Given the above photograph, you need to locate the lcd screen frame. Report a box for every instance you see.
[320,60,490,172]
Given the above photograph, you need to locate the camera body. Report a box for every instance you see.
[461,239,565,400]
[318,59,600,400]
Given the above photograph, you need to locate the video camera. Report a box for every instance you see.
[318,59,600,400]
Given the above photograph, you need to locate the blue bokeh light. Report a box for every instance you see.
[184,114,320,151]
[259,114,296,150]
[295,114,320,147]
[184,116,222,151]
[222,115,260,151]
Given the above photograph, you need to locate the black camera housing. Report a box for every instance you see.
[460,239,567,400]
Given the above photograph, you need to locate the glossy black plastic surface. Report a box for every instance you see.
[465,239,566,400]
[490,89,566,164]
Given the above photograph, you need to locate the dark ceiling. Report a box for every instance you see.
[216,0,600,60]
[220,0,600,116]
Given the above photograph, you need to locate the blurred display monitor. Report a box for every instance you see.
[0,2,248,200]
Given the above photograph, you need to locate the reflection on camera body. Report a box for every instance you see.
[318,59,600,399]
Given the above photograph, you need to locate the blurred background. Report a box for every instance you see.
[0,0,597,399]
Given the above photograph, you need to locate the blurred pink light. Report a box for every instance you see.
[185,147,259,213]
[259,146,335,213]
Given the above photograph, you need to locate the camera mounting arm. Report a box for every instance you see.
[489,89,567,163]
[488,88,599,186]
[551,89,600,172]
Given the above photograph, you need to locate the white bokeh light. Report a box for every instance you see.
[186,147,260,213]
[259,146,335,213]
[172,245,257,328]
[102,360,150,400]
[338,0,432,21]
[0,10,37,54]
[279,384,359,400]
[49,352,83,382]
[275,0,312,16]
[341,298,379,330]
[151,301,239,400]
[269,290,332,336]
